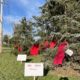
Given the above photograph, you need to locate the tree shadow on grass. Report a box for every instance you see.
[44,67,49,76]
[23,59,32,62]
[27,59,32,62]
[59,77,69,80]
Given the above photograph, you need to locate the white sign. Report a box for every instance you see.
[24,63,44,76]
[17,54,27,61]
[65,49,73,56]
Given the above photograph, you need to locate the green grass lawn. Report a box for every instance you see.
[0,47,80,80]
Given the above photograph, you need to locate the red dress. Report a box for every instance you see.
[49,41,56,49]
[30,44,39,56]
[18,46,22,52]
[53,41,68,65]
[43,41,49,50]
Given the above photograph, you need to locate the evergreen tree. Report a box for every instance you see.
[13,17,33,55]
[3,35,10,46]
[33,0,80,69]
[34,0,80,40]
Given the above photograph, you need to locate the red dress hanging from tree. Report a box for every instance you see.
[30,44,39,56]
[18,46,22,52]
[53,41,68,65]
[43,41,49,50]
[49,41,56,49]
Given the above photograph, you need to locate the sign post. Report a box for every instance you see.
[34,76,36,80]
[24,63,44,80]
[0,0,3,53]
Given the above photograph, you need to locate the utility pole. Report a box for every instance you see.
[0,0,3,53]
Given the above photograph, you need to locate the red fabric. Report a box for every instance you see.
[30,44,39,56]
[14,44,18,49]
[53,41,68,65]
[18,47,22,52]
[43,41,49,49]
[49,41,56,49]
